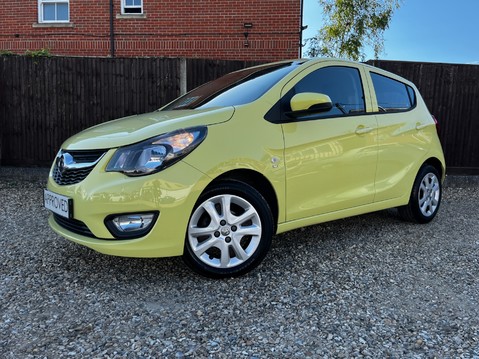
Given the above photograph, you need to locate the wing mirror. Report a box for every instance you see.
[288,93,333,118]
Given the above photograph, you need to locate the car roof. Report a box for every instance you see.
[296,58,416,87]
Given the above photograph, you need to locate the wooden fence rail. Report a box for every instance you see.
[1,56,478,174]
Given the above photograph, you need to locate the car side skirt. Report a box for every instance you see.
[276,195,409,234]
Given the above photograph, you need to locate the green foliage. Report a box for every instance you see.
[0,50,16,57]
[24,48,52,58]
[307,0,401,61]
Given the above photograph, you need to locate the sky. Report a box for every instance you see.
[302,0,479,64]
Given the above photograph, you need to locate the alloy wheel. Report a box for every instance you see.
[418,173,440,217]
[187,194,262,269]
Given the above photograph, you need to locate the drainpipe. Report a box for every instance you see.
[299,0,304,58]
[109,0,115,57]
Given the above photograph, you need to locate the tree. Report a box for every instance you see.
[306,0,401,61]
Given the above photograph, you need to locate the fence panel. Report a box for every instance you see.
[0,56,182,166]
[0,56,257,166]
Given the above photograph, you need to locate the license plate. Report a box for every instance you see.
[44,189,73,219]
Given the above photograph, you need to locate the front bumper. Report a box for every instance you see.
[47,152,210,257]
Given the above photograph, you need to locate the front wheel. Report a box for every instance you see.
[183,181,274,278]
[398,164,442,223]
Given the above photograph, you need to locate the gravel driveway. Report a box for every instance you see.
[1,167,478,358]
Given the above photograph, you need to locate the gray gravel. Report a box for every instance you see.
[1,167,478,358]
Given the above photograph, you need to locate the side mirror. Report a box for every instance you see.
[289,93,333,116]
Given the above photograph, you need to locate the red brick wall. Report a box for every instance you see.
[0,0,301,61]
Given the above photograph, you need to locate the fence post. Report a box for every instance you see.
[179,58,187,95]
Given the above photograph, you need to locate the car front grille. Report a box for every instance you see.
[53,213,97,239]
[52,150,107,186]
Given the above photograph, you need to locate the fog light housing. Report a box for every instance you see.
[105,212,159,239]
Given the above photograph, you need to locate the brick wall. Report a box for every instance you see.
[0,0,301,61]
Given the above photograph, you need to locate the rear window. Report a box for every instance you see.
[371,72,416,112]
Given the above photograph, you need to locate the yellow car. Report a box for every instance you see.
[45,59,446,278]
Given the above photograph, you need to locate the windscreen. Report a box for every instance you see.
[162,62,300,111]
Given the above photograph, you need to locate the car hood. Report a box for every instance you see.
[62,107,235,150]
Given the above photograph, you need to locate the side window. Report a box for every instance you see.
[122,0,143,14]
[371,72,416,112]
[38,0,69,23]
[283,66,366,119]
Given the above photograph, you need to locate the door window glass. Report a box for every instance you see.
[371,72,416,112]
[283,66,366,119]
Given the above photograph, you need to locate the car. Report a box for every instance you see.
[44,58,446,278]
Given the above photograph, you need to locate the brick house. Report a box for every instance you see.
[0,0,303,61]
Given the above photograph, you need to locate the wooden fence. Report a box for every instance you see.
[0,56,256,166]
[1,56,478,174]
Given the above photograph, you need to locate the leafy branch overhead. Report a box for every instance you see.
[307,0,401,61]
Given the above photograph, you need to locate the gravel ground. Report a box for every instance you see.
[1,167,478,358]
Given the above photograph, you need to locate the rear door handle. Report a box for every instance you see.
[416,123,428,130]
[355,126,374,135]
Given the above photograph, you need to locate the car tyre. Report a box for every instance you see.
[183,180,274,278]
[398,164,442,223]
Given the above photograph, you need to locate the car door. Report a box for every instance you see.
[280,64,378,221]
[367,71,430,202]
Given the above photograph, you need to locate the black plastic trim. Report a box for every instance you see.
[53,213,97,238]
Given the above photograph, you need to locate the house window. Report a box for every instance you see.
[38,0,69,23]
[122,0,143,14]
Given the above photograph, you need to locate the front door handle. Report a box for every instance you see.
[355,126,374,135]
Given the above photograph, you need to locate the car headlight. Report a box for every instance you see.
[106,126,207,176]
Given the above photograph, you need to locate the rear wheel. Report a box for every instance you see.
[398,164,442,223]
[183,181,274,278]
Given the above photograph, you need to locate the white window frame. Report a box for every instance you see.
[121,0,143,15]
[38,0,70,23]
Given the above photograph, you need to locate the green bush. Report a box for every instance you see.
[24,48,52,58]
[0,50,16,56]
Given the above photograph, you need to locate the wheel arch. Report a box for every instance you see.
[206,169,279,231]
[423,157,445,180]
[398,157,443,223]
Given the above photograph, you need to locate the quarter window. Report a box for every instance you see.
[122,0,143,14]
[283,66,366,119]
[371,72,416,112]
[38,0,69,23]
